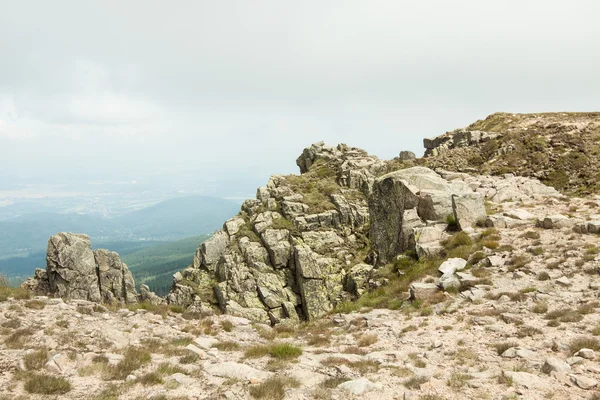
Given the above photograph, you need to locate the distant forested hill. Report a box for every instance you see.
[0,195,237,282]
[123,235,210,296]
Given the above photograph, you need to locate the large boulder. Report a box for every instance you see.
[46,233,102,302]
[369,167,485,264]
[23,232,150,304]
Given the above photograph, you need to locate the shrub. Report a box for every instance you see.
[269,343,303,359]
[537,271,550,281]
[569,337,600,354]
[404,375,429,389]
[221,320,234,332]
[24,374,71,395]
[107,347,151,380]
[23,348,48,370]
[493,342,518,355]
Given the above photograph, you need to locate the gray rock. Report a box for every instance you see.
[223,216,246,236]
[409,282,439,301]
[345,263,373,296]
[399,151,416,160]
[452,192,486,230]
[197,230,230,270]
[46,233,101,302]
[542,357,571,374]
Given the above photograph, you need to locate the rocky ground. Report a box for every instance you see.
[2,192,600,400]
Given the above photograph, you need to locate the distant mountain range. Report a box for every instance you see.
[0,196,238,281]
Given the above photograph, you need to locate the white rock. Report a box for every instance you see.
[338,378,382,395]
[503,371,546,389]
[438,258,467,275]
[185,344,205,357]
[570,374,598,389]
[575,349,595,359]
[504,209,536,220]
[556,276,571,286]
[194,337,217,350]
[168,373,195,385]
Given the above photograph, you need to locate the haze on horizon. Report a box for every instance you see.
[1,0,599,188]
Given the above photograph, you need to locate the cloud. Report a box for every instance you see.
[1,0,599,184]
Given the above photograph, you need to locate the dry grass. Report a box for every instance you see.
[545,308,583,323]
[214,341,241,351]
[356,334,378,347]
[244,343,302,360]
[249,375,301,399]
[569,336,600,354]
[493,341,518,355]
[24,300,45,310]
[137,372,163,386]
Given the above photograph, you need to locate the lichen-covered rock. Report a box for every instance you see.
[260,229,291,267]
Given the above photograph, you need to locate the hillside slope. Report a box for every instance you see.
[421,112,600,195]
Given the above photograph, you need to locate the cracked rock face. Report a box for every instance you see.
[46,233,102,302]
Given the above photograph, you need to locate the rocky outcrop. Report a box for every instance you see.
[368,167,485,264]
[168,140,566,324]
[22,232,146,304]
[424,128,501,157]
[169,143,380,322]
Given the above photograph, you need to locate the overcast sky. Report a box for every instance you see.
[1,1,599,186]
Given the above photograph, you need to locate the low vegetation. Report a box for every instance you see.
[24,374,72,395]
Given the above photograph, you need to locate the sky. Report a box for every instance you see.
[1,0,599,188]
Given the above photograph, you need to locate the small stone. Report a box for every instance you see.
[542,357,571,374]
[570,374,598,389]
[126,374,137,382]
[438,258,467,275]
[556,276,571,286]
[575,349,595,359]
[338,378,382,395]
[185,344,205,357]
